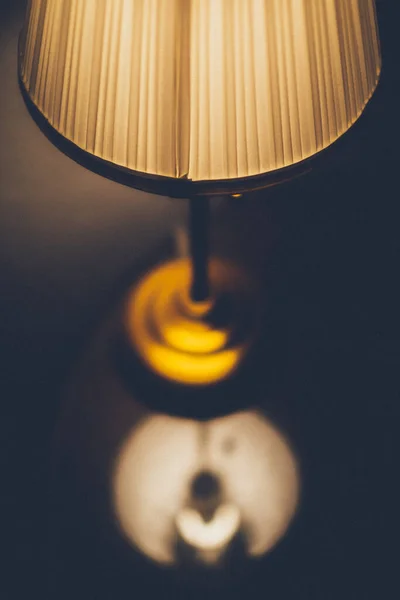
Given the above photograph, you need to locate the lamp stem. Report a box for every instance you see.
[189,196,210,303]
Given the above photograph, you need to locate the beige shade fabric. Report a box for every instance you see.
[19,0,381,182]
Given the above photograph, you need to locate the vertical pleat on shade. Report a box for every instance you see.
[19,0,381,182]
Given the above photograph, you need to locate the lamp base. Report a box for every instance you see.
[124,258,258,386]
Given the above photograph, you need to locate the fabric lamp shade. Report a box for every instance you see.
[19,0,381,194]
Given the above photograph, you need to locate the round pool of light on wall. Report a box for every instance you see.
[113,410,300,567]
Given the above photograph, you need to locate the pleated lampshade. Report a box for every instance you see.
[19,0,381,195]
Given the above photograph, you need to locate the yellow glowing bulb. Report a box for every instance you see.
[125,258,256,386]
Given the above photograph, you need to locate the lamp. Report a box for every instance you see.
[18,0,381,386]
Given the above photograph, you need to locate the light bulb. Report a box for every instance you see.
[176,503,241,551]
[113,410,300,566]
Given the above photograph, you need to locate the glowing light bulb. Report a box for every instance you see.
[113,411,300,566]
[176,503,241,551]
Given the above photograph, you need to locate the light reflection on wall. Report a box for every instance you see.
[113,410,300,567]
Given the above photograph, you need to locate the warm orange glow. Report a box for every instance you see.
[125,259,256,385]
[20,0,381,181]
[113,411,300,567]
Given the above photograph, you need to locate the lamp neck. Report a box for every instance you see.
[188,196,210,303]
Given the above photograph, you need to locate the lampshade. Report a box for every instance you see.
[19,0,381,196]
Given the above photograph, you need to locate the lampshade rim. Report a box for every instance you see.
[18,47,381,199]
